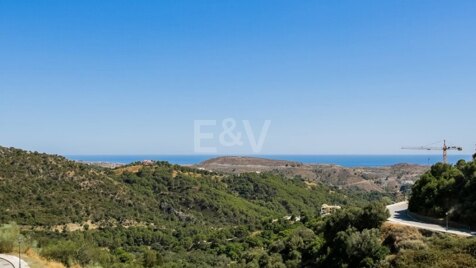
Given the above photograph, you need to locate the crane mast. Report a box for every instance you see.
[442,140,448,164]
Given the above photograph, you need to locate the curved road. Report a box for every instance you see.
[387,201,474,237]
[0,254,30,268]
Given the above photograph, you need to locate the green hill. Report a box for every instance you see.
[1,146,475,267]
[409,156,476,228]
[0,146,370,228]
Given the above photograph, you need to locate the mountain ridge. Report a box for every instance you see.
[196,156,429,193]
[0,145,371,228]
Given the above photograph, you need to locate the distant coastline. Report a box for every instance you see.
[66,154,472,167]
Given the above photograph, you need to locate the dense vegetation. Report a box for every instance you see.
[4,203,390,267]
[0,146,390,267]
[0,147,378,228]
[1,146,475,267]
[409,155,476,228]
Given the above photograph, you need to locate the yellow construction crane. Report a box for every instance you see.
[402,140,462,164]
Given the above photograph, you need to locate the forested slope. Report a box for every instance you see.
[409,155,476,228]
[0,146,368,228]
[1,146,475,267]
[0,146,384,267]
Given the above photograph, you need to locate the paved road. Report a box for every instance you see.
[386,201,474,237]
[0,254,30,268]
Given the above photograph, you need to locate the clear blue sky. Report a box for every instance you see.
[1,1,475,155]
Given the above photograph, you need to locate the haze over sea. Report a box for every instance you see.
[67,154,472,167]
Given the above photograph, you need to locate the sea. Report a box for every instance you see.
[66,154,473,168]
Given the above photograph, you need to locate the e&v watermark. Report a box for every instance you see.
[194,118,271,153]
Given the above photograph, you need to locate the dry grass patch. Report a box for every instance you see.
[381,222,423,241]
[22,249,65,268]
[114,165,142,175]
[381,222,426,252]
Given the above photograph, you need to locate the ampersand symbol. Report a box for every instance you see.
[219,118,243,147]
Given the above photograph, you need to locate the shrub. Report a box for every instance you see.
[0,222,19,253]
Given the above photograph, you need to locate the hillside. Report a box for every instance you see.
[409,156,476,228]
[0,146,382,267]
[0,147,475,267]
[0,146,364,228]
[200,156,303,167]
[196,156,428,193]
